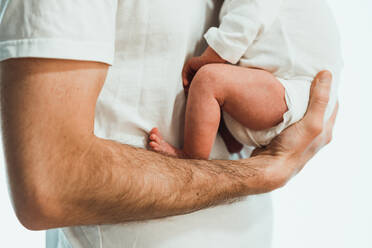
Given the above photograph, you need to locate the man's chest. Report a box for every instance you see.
[94,0,222,147]
[114,0,221,56]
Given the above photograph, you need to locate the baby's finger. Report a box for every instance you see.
[182,65,191,88]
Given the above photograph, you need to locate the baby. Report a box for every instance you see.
[148,0,342,159]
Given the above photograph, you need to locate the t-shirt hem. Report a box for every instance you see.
[0,38,114,65]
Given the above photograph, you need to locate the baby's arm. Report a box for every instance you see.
[204,0,281,64]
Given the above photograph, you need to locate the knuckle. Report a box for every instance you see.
[312,96,329,108]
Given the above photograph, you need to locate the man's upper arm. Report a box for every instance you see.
[0,58,108,229]
[0,0,116,229]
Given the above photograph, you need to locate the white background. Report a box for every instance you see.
[272,0,372,247]
[0,0,371,247]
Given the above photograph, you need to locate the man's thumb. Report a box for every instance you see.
[303,70,332,134]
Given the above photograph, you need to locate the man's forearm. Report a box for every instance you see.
[52,135,276,229]
[1,58,277,231]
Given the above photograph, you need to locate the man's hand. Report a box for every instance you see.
[182,46,226,94]
[252,71,338,186]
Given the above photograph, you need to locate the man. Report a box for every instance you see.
[0,1,338,247]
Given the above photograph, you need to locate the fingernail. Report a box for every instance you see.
[319,71,332,84]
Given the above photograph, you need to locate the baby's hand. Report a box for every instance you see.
[182,46,226,95]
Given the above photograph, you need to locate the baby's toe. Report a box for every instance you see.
[149,134,162,144]
[150,127,158,135]
[149,141,160,151]
[150,127,163,139]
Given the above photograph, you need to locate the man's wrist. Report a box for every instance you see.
[245,152,291,192]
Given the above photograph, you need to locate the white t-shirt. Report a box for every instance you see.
[0,1,273,247]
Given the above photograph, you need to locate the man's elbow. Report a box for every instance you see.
[9,165,66,231]
[5,137,95,230]
[13,188,66,231]
[15,206,52,231]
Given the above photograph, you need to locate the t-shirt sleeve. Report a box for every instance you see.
[204,0,281,64]
[0,0,117,64]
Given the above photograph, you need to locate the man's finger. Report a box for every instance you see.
[302,70,333,135]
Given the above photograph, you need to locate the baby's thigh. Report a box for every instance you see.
[208,65,287,130]
[224,78,312,147]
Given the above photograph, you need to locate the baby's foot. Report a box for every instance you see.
[148,128,185,158]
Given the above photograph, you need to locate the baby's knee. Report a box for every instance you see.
[190,64,227,100]
[193,64,225,84]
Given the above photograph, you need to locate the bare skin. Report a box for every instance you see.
[149,63,287,159]
[182,47,245,153]
[0,58,336,231]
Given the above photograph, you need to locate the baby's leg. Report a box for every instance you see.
[149,63,287,159]
[184,64,287,159]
